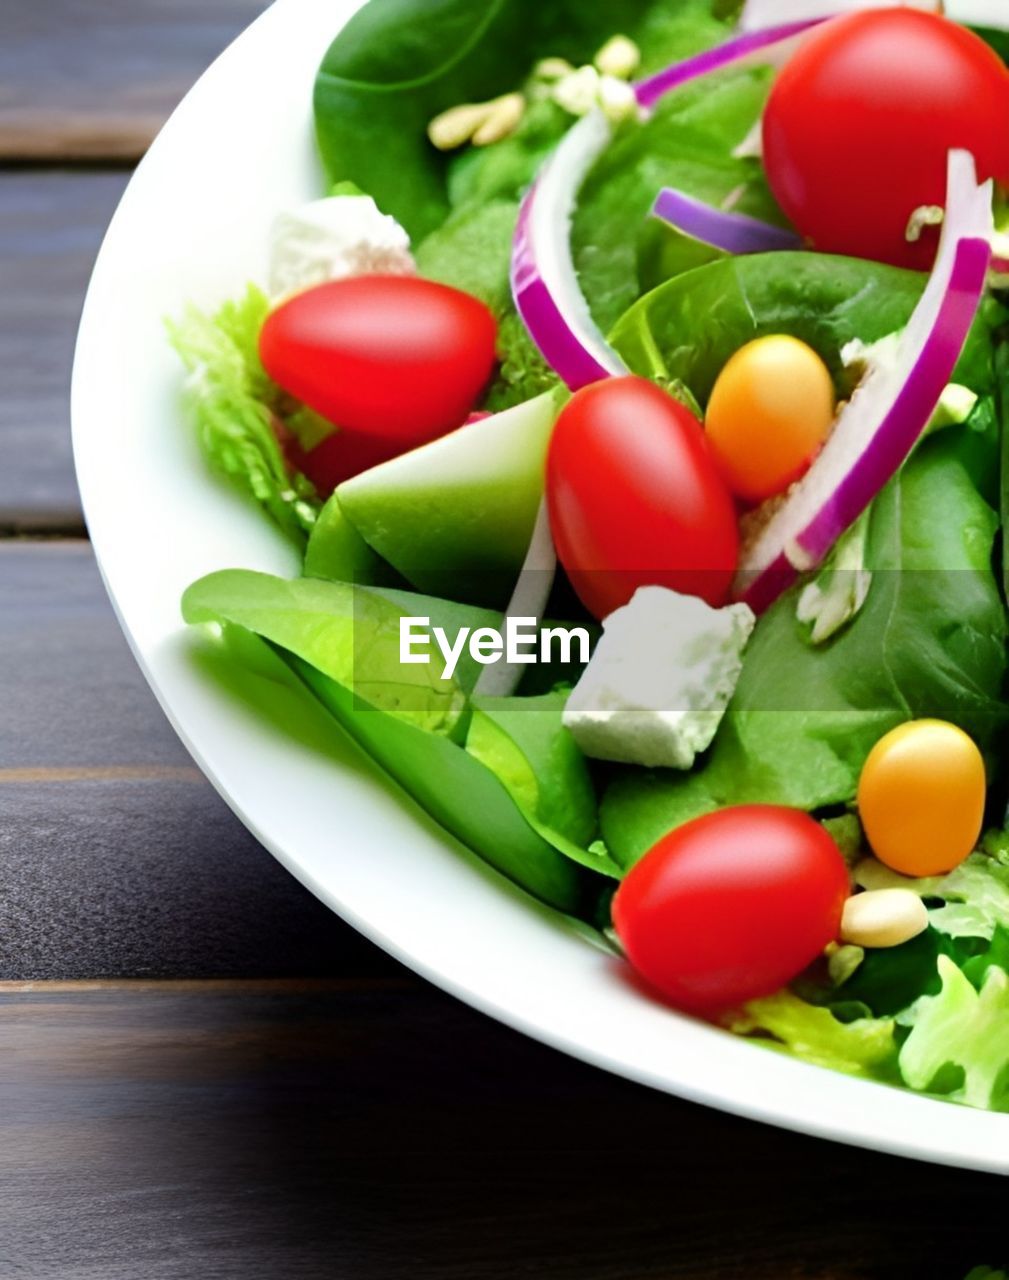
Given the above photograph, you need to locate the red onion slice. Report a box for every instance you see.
[652,186,802,255]
[512,20,826,390]
[511,112,627,391]
[734,150,993,612]
[634,20,826,109]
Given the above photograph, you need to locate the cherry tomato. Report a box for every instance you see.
[260,275,498,445]
[546,377,739,620]
[705,336,835,503]
[612,806,850,1015]
[762,10,1009,269]
[857,720,985,877]
[283,428,402,498]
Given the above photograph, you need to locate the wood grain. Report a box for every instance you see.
[0,540,396,979]
[0,171,128,528]
[0,0,271,160]
[0,979,1000,1280]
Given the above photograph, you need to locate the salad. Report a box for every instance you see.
[171,0,1009,1111]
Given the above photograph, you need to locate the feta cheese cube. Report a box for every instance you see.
[562,587,755,770]
[269,195,415,299]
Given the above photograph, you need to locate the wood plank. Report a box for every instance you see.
[0,540,395,979]
[0,979,1000,1279]
[0,171,129,529]
[0,0,271,160]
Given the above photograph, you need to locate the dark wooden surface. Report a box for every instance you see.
[1,172,127,528]
[0,540,389,979]
[0,0,269,159]
[0,980,1006,1280]
[1,2,1006,1277]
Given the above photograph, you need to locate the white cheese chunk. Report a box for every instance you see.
[269,195,415,299]
[562,586,755,770]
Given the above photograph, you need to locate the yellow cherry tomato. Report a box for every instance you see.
[704,335,835,503]
[857,719,985,878]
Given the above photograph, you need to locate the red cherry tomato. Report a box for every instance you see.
[762,10,1009,269]
[612,806,850,1015]
[283,428,402,498]
[546,377,739,620]
[260,275,498,445]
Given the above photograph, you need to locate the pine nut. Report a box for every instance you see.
[428,101,495,151]
[534,57,576,82]
[471,93,526,146]
[594,35,641,80]
[840,889,928,949]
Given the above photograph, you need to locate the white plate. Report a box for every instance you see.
[71,0,1009,1171]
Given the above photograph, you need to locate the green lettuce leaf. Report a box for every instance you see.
[899,956,1009,1109]
[728,992,897,1080]
[961,926,1009,992]
[601,431,1008,870]
[856,853,1009,942]
[167,286,320,548]
[182,569,600,914]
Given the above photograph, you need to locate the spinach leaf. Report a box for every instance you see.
[1000,343,1009,601]
[314,0,705,242]
[315,0,515,242]
[467,691,621,877]
[836,928,947,1018]
[572,66,782,332]
[600,431,1009,869]
[313,0,730,237]
[610,252,999,404]
[303,493,403,589]
[415,199,523,316]
[413,195,557,409]
[182,570,599,913]
[314,0,737,408]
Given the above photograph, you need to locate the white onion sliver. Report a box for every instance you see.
[739,0,939,30]
[946,0,1009,29]
[734,150,993,612]
[732,118,764,159]
[652,187,802,255]
[473,498,558,698]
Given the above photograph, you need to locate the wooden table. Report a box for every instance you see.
[1,3,1006,1275]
